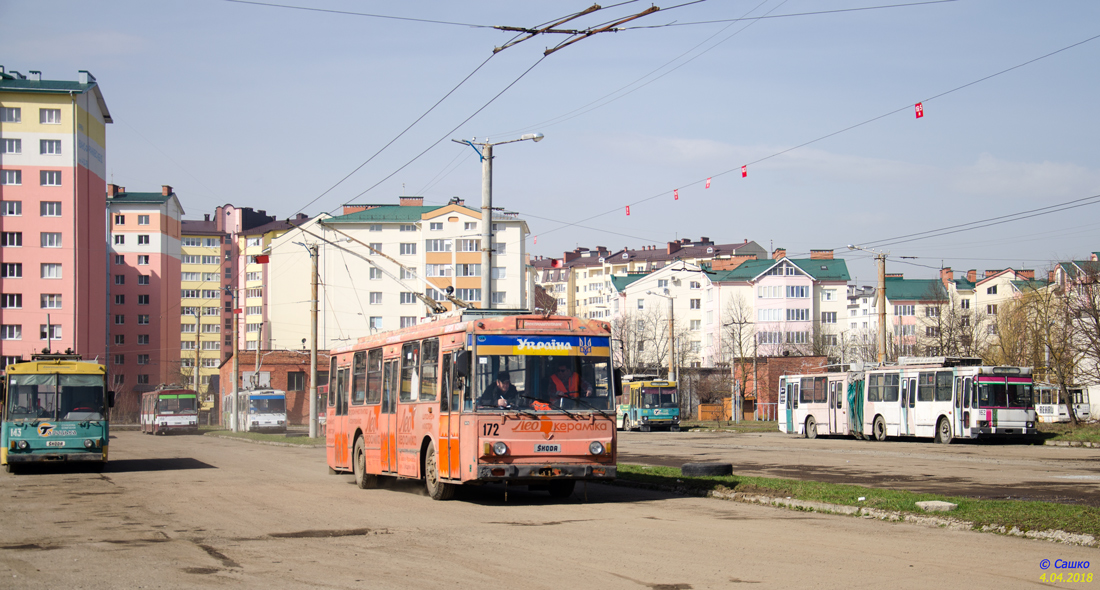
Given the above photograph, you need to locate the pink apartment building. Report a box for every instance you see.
[107,184,183,393]
[1,67,111,366]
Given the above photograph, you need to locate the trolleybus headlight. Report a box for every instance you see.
[492,442,508,456]
[642,416,648,422]
[84,439,96,449]
[17,440,30,450]
[589,441,605,455]
[1026,421,1034,428]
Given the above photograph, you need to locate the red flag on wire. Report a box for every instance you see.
[741,165,747,178]
[915,102,924,118]
[550,259,563,269]
[533,235,537,245]
[626,206,631,216]
[674,189,678,200]
[705,177,711,189]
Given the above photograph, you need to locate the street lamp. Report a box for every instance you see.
[847,244,888,364]
[453,133,544,309]
[646,289,676,382]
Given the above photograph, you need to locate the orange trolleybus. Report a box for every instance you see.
[325,309,618,500]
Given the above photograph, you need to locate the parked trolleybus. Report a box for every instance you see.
[1,354,113,472]
[326,309,618,500]
[1033,383,1091,423]
[234,389,287,433]
[141,388,199,435]
[616,376,680,431]
[779,357,1036,443]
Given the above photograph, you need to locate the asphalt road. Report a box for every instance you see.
[0,430,1094,589]
[618,429,1100,506]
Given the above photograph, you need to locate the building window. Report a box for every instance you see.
[41,294,61,309]
[368,242,382,252]
[287,372,307,391]
[987,285,997,295]
[245,306,261,315]
[1,325,21,340]
[456,239,479,252]
[114,255,126,265]
[114,275,126,285]
[400,224,416,232]
[0,107,20,122]
[492,291,507,305]
[114,294,125,305]
[0,138,20,157]
[429,222,443,231]
[926,327,940,337]
[201,341,221,351]
[138,315,149,325]
[2,232,21,247]
[40,139,62,155]
[41,232,62,248]
[115,314,125,325]
[0,170,21,185]
[182,289,200,298]
[41,264,62,279]
[455,288,481,302]
[637,299,644,310]
[114,354,124,365]
[894,305,915,316]
[785,285,809,298]
[182,237,200,247]
[369,317,383,330]
[138,334,149,345]
[399,243,416,255]
[987,304,998,315]
[369,224,382,232]
[114,235,125,245]
[690,299,701,309]
[1,263,21,278]
[491,267,506,279]
[138,275,150,285]
[456,264,481,277]
[137,255,149,265]
[690,319,701,330]
[925,306,940,317]
[399,317,417,328]
[202,256,219,264]
[138,215,150,225]
[960,299,970,309]
[1,294,21,309]
[786,308,809,321]
[370,292,382,305]
[493,241,506,255]
[368,267,383,280]
[40,108,61,124]
[690,281,701,289]
[464,222,476,231]
[426,264,452,277]
[40,171,62,186]
[399,292,417,304]
[821,311,837,324]
[138,235,150,245]
[182,323,196,333]
[425,239,452,252]
[201,324,220,333]
[137,374,150,385]
[39,325,62,340]
[0,201,19,216]
[246,288,262,298]
[822,289,836,301]
[137,355,150,365]
[785,331,808,344]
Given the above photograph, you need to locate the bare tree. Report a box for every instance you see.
[533,284,558,315]
[916,282,992,358]
[611,308,672,376]
[722,293,756,418]
[1017,282,1083,426]
[1065,262,1100,385]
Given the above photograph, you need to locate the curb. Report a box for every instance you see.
[1044,440,1100,448]
[611,479,1098,548]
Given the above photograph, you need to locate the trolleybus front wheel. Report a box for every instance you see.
[424,444,455,501]
[353,437,378,490]
[805,416,817,439]
[872,415,887,441]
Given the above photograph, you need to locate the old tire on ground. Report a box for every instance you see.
[547,480,576,498]
[872,415,887,441]
[805,416,817,439]
[681,462,733,477]
[424,443,455,501]
[935,417,953,445]
[353,437,378,490]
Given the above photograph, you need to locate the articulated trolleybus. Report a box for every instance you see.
[617,376,680,431]
[2,354,113,472]
[779,357,1036,443]
[141,388,199,435]
[326,310,618,500]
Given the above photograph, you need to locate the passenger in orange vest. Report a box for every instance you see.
[549,362,592,399]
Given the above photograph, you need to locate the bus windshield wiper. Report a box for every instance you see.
[556,394,612,420]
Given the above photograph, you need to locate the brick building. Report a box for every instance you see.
[218,350,330,426]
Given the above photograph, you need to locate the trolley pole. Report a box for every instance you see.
[308,243,319,439]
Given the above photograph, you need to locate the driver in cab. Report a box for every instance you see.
[478,371,519,408]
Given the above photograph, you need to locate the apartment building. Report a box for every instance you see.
[0,67,111,365]
[237,214,310,351]
[180,216,231,397]
[266,196,529,349]
[106,184,183,392]
[531,237,766,320]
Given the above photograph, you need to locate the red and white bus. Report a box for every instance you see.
[140,388,199,435]
[325,310,618,500]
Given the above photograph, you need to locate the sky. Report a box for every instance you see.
[2,0,1099,285]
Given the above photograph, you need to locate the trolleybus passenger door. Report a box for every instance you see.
[960,377,972,438]
[439,352,455,479]
[830,380,846,435]
[899,379,909,436]
[381,360,398,473]
[785,380,798,434]
[334,367,351,469]
[907,377,917,436]
[777,379,787,433]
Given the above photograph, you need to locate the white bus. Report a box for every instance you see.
[777,372,852,439]
[235,389,287,433]
[779,358,1037,444]
[1033,383,1091,423]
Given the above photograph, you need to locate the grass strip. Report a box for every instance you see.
[681,419,1100,443]
[203,429,324,446]
[617,464,1100,538]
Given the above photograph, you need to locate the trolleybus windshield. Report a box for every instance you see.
[250,396,286,414]
[473,335,613,411]
[157,395,197,414]
[639,387,677,408]
[977,380,1033,409]
[6,374,105,421]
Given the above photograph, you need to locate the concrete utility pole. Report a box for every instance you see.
[308,243,319,439]
[229,287,239,432]
[848,245,889,364]
[451,133,544,309]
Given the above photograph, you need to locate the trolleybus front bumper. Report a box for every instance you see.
[5,450,106,464]
[476,463,616,482]
[972,425,1033,436]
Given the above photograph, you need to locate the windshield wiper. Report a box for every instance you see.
[554,394,612,420]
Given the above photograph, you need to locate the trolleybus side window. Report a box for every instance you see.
[867,374,882,402]
[420,338,439,402]
[883,374,900,402]
[400,341,420,402]
[935,371,952,402]
[351,351,367,405]
[440,353,452,411]
[336,366,349,416]
[366,349,383,404]
[918,372,935,402]
[955,377,962,408]
[963,377,971,408]
[382,360,397,414]
[328,357,337,407]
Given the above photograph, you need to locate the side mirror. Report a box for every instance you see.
[107,390,116,408]
[455,350,470,378]
[613,367,624,398]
